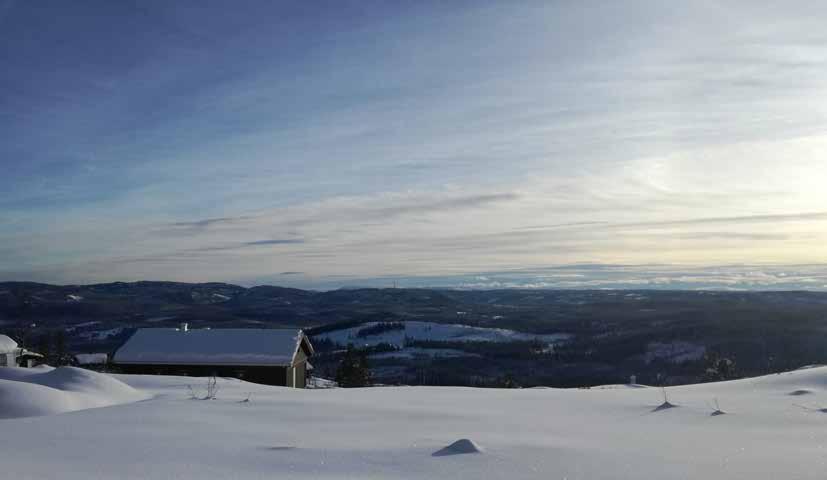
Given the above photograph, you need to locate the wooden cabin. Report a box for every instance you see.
[112,325,314,388]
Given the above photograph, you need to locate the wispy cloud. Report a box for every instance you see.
[516,221,610,231]
[512,212,827,235]
[167,216,254,233]
[165,192,520,234]
[243,239,305,246]
[193,238,306,252]
[283,191,521,228]
[369,193,519,219]
[619,212,827,229]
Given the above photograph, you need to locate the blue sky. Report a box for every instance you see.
[3,1,827,289]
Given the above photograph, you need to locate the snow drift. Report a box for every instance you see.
[432,438,483,456]
[0,366,149,419]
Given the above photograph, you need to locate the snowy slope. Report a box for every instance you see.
[0,366,149,419]
[1,367,827,478]
[315,321,570,347]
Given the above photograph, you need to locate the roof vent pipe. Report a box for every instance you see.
[180,323,189,332]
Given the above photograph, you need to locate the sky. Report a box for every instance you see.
[3,0,827,290]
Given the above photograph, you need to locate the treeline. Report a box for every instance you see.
[356,322,404,338]
[307,321,406,340]
[304,320,365,336]
[405,338,548,360]
[10,330,74,366]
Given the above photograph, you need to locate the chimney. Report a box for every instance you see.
[180,323,189,332]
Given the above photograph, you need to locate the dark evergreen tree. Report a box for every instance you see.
[335,346,372,388]
[500,373,520,389]
[36,334,52,363]
[703,352,736,382]
[53,330,69,366]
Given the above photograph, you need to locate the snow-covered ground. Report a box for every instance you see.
[315,321,571,348]
[0,366,148,419]
[1,366,827,479]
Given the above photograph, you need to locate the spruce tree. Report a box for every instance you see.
[335,346,372,388]
[54,330,68,366]
[36,334,52,363]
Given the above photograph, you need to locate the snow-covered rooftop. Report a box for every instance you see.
[113,328,310,366]
[0,334,19,353]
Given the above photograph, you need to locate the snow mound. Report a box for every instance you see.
[432,438,483,457]
[652,401,678,412]
[0,366,148,419]
[788,389,813,396]
[752,367,827,391]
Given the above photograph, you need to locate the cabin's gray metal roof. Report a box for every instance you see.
[113,328,310,366]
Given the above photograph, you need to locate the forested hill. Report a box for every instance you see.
[3,281,827,385]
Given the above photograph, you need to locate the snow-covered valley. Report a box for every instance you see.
[314,321,571,347]
[2,366,826,479]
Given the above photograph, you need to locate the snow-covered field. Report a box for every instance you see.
[2,366,827,479]
[315,321,571,347]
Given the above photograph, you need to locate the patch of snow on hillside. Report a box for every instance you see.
[315,321,570,348]
[66,321,101,332]
[645,341,706,364]
[78,327,125,341]
[370,347,479,360]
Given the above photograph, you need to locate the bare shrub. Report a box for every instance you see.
[187,375,220,400]
[653,387,677,412]
[709,398,726,416]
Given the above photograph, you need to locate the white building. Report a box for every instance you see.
[0,334,43,368]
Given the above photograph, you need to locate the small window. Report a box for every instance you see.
[0,354,7,367]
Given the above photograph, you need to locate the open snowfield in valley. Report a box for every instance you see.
[2,366,827,479]
[314,321,571,347]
